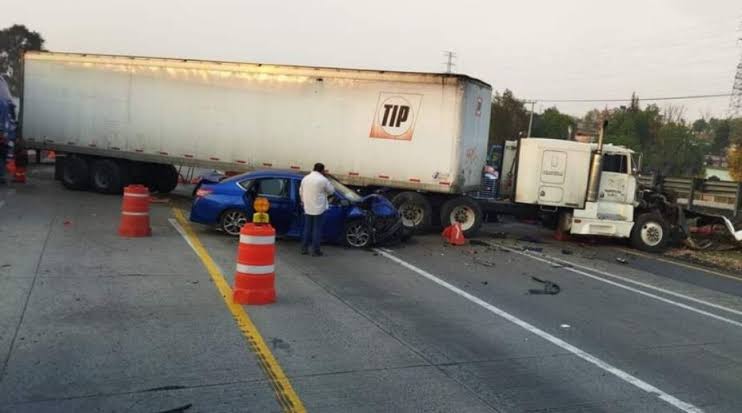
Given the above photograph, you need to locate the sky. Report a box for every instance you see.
[3,0,741,120]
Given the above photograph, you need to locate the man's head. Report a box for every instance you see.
[313,163,325,173]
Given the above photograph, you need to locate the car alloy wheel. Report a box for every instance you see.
[221,210,248,236]
[345,221,371,248]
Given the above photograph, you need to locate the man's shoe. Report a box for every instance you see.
[311,251,324,257]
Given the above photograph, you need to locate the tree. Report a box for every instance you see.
[729,146,742,181]
[691,118,708,133]
[707,118,731,154]
[531,107,576,140]
[488,89,528,145]
[0,24,45,97]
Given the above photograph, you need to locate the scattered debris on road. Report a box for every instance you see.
[528,277,561,295]
[469,239,489,247]
[561,249,573,255]
[560,324,571,329]
[156,404,192,413]
[522,246,543,253]
[489,232,507,239]
[616,257,628,264]
[474,258,496,267]
[518,235,543,244]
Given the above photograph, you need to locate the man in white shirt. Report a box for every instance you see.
[299,163,335,256]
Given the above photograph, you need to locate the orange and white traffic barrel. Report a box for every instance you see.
[233,223,276,305]
[118,184,151,237]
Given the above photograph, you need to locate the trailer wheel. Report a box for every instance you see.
[61,156,90,190]
[150,164,179,193]
[440,197,483,237]
[630,212,669,252]
[90,159,128,194]
[392,192,432,233]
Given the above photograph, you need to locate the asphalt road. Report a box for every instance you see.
[1,165,742,412]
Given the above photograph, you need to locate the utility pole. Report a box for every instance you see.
[730,21,742,117]
[525,100,536,137]
[443,51,456,73]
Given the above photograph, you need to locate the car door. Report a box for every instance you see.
[293,182,348,242]
[243,178,296,235]
[322,193,349,242]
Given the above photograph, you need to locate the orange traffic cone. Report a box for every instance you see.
[233,223,276,305]
[12,166,26,183]
[442,223,466,246]
[118,185,152,237]
[6,159,16,177]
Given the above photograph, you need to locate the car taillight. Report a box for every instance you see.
[195,188,213,198]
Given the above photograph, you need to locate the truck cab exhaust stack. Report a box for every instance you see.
[586,120,608,203]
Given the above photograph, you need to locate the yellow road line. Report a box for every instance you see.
[171,208,306,413]
[618,247,742,283]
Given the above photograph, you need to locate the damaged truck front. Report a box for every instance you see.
[486,122,742,252]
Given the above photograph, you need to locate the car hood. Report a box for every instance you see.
[361,194,398,217]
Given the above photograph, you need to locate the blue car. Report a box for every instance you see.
[189,170,406,248]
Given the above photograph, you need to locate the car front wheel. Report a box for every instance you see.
[344,220,372,248]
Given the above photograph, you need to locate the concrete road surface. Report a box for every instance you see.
[1,165,742,412]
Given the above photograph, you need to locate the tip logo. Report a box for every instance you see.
[370,93,423,140]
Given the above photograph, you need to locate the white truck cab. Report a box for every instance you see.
[504,137,669,251]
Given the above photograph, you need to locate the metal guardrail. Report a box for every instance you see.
[638,174,742,219]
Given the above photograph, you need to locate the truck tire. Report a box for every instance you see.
[61,156,90,190]
[630,212,669,253]
[150,164,179,193]
[392,191,432,233]
[90,159,128,194]
[440,197,483,237]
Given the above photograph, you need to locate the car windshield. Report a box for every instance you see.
[327,176,363,202]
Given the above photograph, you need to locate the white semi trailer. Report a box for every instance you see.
[20,51,492,234]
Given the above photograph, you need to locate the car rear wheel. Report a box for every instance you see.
[344,220,372,248]
[220,209,248,236]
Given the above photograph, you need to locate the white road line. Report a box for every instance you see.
[515,246,742,318]
[169,218,229,275]
[169,219,198,251]
[495,244,742,328]
[374,248,702,413]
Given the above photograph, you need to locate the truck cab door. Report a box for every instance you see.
[596,153,634,221]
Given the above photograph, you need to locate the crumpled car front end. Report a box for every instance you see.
[356,194,409,245]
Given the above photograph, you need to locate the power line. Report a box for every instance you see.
[524,93,732,103]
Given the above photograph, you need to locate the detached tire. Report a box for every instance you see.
[630,212,669,252]
[150,164,179,193]
[61,156,90,190]
[391,191,432,233]
[90,159,129,194]
[440,197,483,237]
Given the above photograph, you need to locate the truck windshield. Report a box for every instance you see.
[327,176,363,202]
